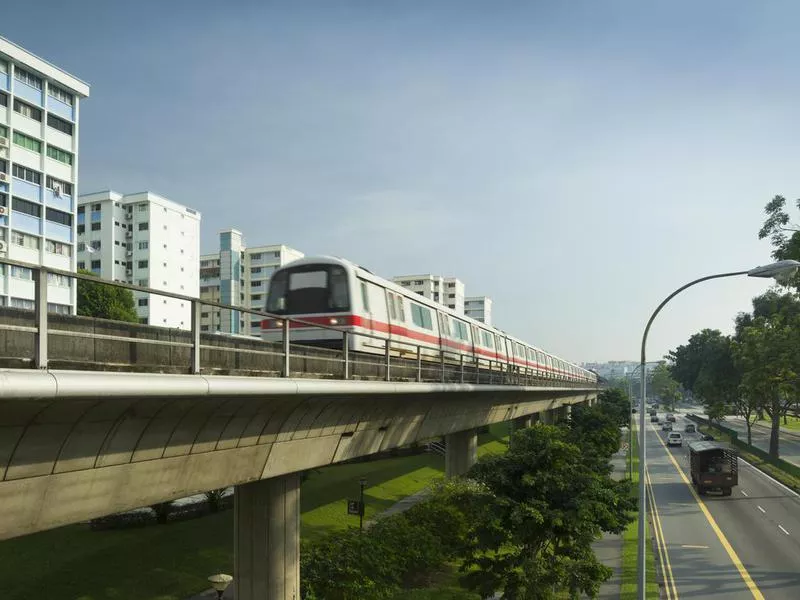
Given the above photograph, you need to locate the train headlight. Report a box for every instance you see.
[329,318,339,325]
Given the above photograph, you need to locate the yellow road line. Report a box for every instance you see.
[650,426,765,600]
[646,469,678,599]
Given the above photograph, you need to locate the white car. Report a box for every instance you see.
[667,432,683,447]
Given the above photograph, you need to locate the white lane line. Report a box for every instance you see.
[779,525,790,536]
[757,505,766,514]
[738,457,800,500]
[741,490,749,497]
[682,544,710,549]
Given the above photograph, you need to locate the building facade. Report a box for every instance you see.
[464,296,493,326]
[391,274,466,313]
[76,190,201,329]
[199,229,303,336]
[0,36,90,313]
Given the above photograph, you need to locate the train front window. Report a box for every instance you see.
[266,265,350,314]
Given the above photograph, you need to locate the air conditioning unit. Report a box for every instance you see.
[125,213,132,220]
[126,269,132,276]
[0,241,6,252]
[0,206,6,216]
[0,137,8,148]
[125,230,132,238]
[52,185,62,198]
[0,173,8,183]
[126,251,133,257]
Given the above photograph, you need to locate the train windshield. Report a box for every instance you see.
[267,264,350,314]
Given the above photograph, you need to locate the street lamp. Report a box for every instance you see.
[636,259,800,600]
[208,573,232,600]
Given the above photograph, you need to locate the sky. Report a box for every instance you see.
[5,0,800,363]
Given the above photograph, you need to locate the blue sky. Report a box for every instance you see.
[5,1,800,362]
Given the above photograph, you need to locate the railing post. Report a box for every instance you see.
[460,354,464,384]
[384,338,391,382]
[343,331,350,380]
[190,299,201,374]
[34,267,48,369]
[282,319,290,377]
[416,345,422,382]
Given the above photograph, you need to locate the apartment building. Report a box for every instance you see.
[0,36,90,313]
[199,228,303,336]
[76,190,201,329]
[464,296,493,326]
[391,274,466,313]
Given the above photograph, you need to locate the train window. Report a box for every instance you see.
[360,281,370,312]
[482,331,494,348]
[454,320,469,341]
[395,296,405,322]
[330,267,349,310]
[411,303,433,329]
[440,314,451,336]
[387,292,397,320]
[267,265,350,314]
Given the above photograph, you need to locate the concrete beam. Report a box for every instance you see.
[445,429,477,477]
[235,474,300,600]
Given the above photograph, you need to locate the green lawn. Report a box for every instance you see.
[0,426,509,600]
[620,424,659,599]
[756,414,800,432]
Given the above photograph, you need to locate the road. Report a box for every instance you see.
[644,410,800,599]
[722,417,800,467]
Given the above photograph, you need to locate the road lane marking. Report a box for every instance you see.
[651,424,766,600]
[757,506,766,514]
[741,490,749,497]
[681,544,710,549]
[738,458,800,499]
[779,525,790,536]
[646,468,677,600]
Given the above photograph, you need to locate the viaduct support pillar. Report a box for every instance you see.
[511,415,532,434]
[445,428,477,477]
[235,473,301,600]
[540,408,555,425]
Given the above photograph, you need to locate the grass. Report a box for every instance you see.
[755,414,800,432]
[620,423,660,600]
[0,425,510,600]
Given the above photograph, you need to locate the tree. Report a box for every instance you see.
[650,364,681,411]
[458,424,635,599]
[76,270,138,322]
[596,388,630,429]
[733,312,800,458]
[759,195,800,289]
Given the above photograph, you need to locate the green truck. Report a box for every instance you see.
[688,441,738,496]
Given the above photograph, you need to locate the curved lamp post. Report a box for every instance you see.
[208,573,233,600]
[636,259,800,599]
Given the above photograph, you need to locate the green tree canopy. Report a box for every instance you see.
[76,270,138,323]
[650,363,681,410]
[758,195,800,288]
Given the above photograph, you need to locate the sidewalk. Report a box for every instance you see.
[593,448,626,599]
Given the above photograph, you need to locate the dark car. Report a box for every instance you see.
[650,415,659,423]
[685,424,696,433]
[666,414,676,423]
[700,433,715,441]
[661,422,673,432]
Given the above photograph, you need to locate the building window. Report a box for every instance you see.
[89,240,101,251]
[12,197,41,218]
[251,267,262,274]
[47,303,71,315]
[46,239,71,256]
[114,221,120,227]
[47,273,72,288]
[138,204,147,212]
[10,265,33,280]
[250,253,262,260]
[91,222,101,231]
[10,297,35,310]
[138,260,148,268]
[90,260,101,270]
[76,261,85,270]
[251,281,262,288]
[46,207,72,226]
[77,224,85,234]
[138,222,149,231]
[48,84,74,106]
[0,92,6,107]
[251,294,262,301]
[138,241,148,250]
[92,203,101,211]
[201,325,209,332]
[46,176,73,196]
[46,145,73,165]
[138,279,148,286]
[138,298,148,307]
[47,113,73,135]
[14,67,42,90]
[13,99,42,122]
[11,164,41,185]
[0,60,6,74]
[11,230,40,249]
[13,132,42,154]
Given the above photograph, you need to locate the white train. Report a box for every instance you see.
[260,256,595,385]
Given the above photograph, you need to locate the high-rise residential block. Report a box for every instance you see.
[77,190,200,329]
[0,36,90,313]
[199,229,303,336]
[391,274,466,313]
[464,296,493,326]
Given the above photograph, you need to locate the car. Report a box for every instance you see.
[632,408,637,414]
[666,414,676,422]
[661,422,673,432]
[650,415,659,423]
[667,432,683,446]
[700,433,715,441]
[685,424,696,433]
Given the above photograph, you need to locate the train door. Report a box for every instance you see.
[358,280,374,332]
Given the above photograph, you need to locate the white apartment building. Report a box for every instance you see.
[0,36,90,313]
[464,296,493,326]
[391,274,466,313]
[76,190,200,329]
[199,229,303,336]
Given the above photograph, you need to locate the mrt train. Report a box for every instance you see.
[260,256,596,385]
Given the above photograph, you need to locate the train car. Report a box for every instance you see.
[260,256,594,386]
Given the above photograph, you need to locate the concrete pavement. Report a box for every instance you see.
[593,449,626,599]
[648,410,800,599]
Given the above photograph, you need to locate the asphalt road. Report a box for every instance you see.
[722,417,800,467]
[645,411,800,599]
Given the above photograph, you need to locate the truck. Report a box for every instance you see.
[688,441,738,496]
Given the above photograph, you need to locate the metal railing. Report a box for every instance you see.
[0,257,592,387]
